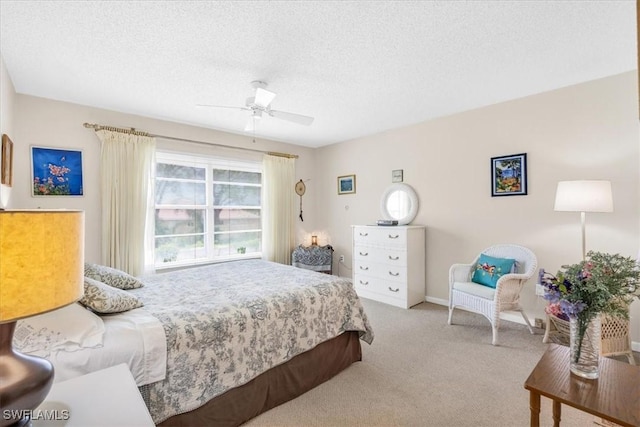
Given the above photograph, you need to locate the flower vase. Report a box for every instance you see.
[569,314,601,379]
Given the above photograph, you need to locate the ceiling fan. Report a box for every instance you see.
[198,81,314,132]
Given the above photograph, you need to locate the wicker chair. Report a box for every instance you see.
[448,244,538,345]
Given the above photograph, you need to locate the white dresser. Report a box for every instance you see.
[351,225,425,309]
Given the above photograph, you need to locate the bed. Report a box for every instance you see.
[14,259,373,426]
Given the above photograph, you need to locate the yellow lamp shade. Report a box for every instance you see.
[0,210,84,322]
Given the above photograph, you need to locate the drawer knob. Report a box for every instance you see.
[388,255,399,260]
[359,266,369,270]
[359,252,368,256]
[359,232,369,236]
[388,286,400,293]
[388,234,399,239]
[359,280,369,286]
[388,271,400,277]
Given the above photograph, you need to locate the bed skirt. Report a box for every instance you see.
[157,331,362,427]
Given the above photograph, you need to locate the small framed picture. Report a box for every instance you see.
[392,169,403,183]
[31,146,84,196]
[1,134,13,187]
[337,174,356,195]
[491,153,527,197]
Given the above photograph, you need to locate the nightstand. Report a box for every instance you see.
[292,244,334,274]
[33,363,154,426]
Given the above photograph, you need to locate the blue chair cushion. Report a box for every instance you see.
[471,253,516,288]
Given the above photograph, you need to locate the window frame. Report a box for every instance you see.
[154,151,262,269]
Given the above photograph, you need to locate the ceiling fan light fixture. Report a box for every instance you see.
[254,87,276,108]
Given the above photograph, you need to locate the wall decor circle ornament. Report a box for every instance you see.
[295,179,306,222]
[379,183,419,225]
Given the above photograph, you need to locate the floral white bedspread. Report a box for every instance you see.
[133,259,373,424]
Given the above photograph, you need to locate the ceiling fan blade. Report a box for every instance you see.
[269,110,314,126]
[254,88,276,108]
[196,104,250,111]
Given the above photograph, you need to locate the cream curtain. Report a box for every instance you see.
[262,154,295,264]
[96,130,156,276]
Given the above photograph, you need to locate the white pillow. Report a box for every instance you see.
[12,303,105,358]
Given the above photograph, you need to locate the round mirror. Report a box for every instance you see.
[379,183,419,225]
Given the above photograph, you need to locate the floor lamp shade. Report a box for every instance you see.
[553,180,613,260]
[553,180,613,213]
[0,210,84,427]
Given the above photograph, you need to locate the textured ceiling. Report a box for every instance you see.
[0,1,636,147]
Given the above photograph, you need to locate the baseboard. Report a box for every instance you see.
[425,296,448,306]
[424,297,640,352]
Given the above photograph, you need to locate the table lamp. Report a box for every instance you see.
[554,180,613,260]
[0,210,84,427]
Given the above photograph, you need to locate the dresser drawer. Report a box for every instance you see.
[353,227,406,247]
[354,258,407,283]
[353,273,407,300]
[353,244,407,266]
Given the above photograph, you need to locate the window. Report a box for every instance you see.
[154,152,262,268]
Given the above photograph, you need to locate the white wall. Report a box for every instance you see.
[10,95,320,263]
[315,71,640,345]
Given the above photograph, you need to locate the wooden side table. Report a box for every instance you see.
[524,344,640,427]
[33,363,155,426]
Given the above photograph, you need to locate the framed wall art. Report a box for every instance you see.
[1,134,13,187]
[491,153,527,197]
[31,146,84,196]
[392,169,403,183]
[337,174,356,195]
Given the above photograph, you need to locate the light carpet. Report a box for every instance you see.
[245,298,634,427]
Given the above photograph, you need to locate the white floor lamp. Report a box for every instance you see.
[554,180,613,260]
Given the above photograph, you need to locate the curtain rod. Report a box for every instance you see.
[82,122,299,159]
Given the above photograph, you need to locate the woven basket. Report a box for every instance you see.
[600,313,633,358]
[547,313,633,361]
[547,315,570,346]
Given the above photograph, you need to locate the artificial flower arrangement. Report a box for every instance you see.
[539,251,640,368]
[539,251,640,321]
